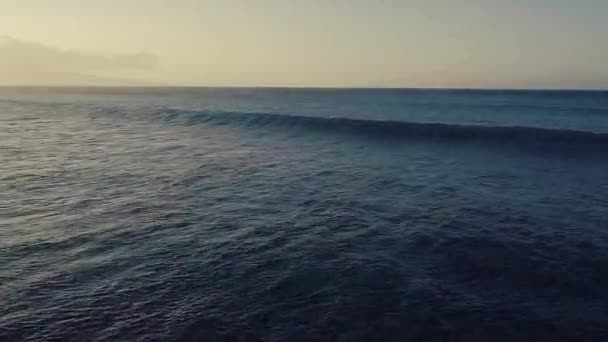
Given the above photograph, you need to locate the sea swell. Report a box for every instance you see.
[2,97,608,150]
[163,109,608,150]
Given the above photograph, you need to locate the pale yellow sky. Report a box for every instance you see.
[1,0,607,88]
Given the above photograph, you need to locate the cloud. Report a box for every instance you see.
[0,35,158,70]
[0,35,159,85]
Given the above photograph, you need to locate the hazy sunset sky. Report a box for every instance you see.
[1,0,607,88]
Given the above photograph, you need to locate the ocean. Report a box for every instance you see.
[1,87,607,341]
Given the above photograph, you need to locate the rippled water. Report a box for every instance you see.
[1,88,608,341]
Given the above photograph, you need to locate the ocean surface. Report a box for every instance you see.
[1,87,607,341]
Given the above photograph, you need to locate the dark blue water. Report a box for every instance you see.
[1,87,608,341]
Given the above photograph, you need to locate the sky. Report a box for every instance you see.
[1,0,607,88]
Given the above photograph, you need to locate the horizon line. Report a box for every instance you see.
[0,84,607,92]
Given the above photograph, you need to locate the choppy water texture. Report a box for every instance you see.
[1,87,608,342]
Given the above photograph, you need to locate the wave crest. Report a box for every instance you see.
[164,110,608,149]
